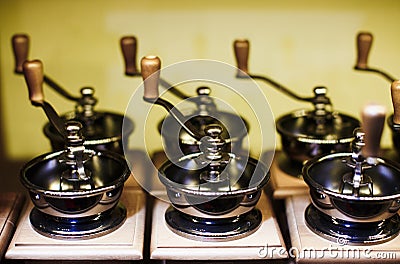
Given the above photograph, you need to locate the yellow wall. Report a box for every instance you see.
[1,0,399,160]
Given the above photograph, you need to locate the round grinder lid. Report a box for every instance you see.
[276,110,360,144]
[22,121,130,197]
[159,111,249,145]
[44,111,134,144]
[302,152,400,201]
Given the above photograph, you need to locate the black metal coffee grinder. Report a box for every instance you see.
[12,34,134,154]
[19,60,131,239]
[302,103,400,245]
[138,55,270,241]
[233,39,360,177]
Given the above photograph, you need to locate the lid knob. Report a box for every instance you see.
[79,87,97,118]
[60,121,93,186]
[196,86,211,96]
[200,125,230,183]
[351,128,365,160]
[65,121,85,147]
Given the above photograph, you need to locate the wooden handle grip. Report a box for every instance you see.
[141,56,161,100]
[233,39,249,77]
[361,103,386,157]
[23,60,44,104]
[12,34,29,74]
[391,80,400,124]
[356,32,373,69]
[120,36,138,75]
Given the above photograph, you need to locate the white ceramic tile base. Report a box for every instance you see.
[150,192,288,261]
[269,152,309,199]
[286,195,400,263]
[5,189,145,261]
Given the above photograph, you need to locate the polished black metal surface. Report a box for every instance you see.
[303,147,400,244]
[155,86,249,156]
[276,110,359,163]
[21,149,129,216]
[159,152,269,213]
[44,111,134,154]
[305,204,400,245]
[21,120,130,239]
[30,203,126,239]
[165,206,262,241]
[158,124,269,241]
[159,112,248,155]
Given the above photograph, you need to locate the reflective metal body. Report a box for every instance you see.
[21,148,130,239]
[159,112,248,155]
[158,151,269,241]
[277,110,359,163]
[303,152,400,245]
[44,111,134,154]
[154,86,249,156]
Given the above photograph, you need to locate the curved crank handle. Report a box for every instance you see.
[23,60,66,135]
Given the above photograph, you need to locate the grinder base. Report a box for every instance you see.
[30,203,126,240]
[164,206,262,241]
[305,204,400,245]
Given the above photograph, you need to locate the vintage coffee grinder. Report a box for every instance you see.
[19,60,131,239]
[120,36,249,157]
[233,39,360,177]
[302,104,400,245]
[139,55,270,240]
[12,34,134,153]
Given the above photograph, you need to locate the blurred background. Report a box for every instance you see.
[1,0,399,192]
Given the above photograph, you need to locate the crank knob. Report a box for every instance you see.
[141,56,161,100]
[120,36,139,76]
[233,39,249,77]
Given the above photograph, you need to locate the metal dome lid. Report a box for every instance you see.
[21,121,130,197]
[158,124,269,197]
[43,88,134,146]
[276,87,360,144]
[158,86,249,146]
